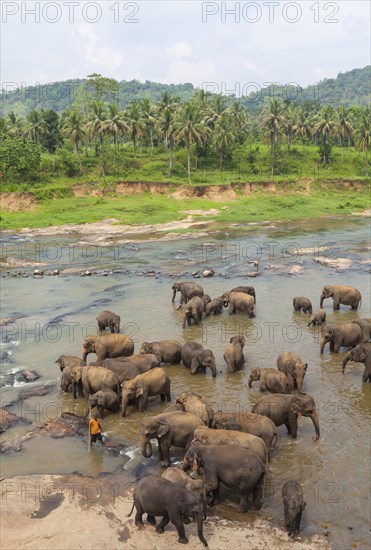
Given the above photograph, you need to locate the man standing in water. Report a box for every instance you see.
[89,413,104,447]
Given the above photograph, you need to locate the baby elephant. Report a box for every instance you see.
[96,310,121,333]
[293,297,312,314]
[248,367,292,394]
[176,391,214,427]
[205,297,223,316]
[282,480,306,536]
[88,389,119,419]
[161,467,205,495]
[223,336,245,373]
[307,309,326,327]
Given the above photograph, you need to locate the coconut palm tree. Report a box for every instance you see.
[354,107,370,177]
[157,92,180,149]
[334,106,354,151]
[86,100,107,155]
[204,94,228,127]
[61,110,86,166]
[101,103,128,149]
[23,109,47,144]
[312,106,337,164]
[284,106,298,151]
[293,109,313,145]
[139,98,156,154]
[173,102,209,183]
[228,101,249,141]
[261,99,285,177]
[7,112,23,138]
[212,114,238,169]
[124,102,146,157]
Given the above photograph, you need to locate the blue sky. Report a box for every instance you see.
[1,1,370,92]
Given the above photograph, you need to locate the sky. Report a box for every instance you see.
[1,1,370,94]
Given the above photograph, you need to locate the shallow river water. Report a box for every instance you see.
[1,217,370,549]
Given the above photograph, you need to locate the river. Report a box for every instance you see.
[0,216,370,549]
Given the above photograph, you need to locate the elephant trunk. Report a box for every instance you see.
[320,293,325,308]
[248,377,253,387]
[121,394,129,417]
[320,337,327,354]
[342,352,352,374]
[172,289,176,302]
[311,411,320,441]
[296,376,306,395]
[140,437,152,458]
[82,350,88,363]
[195,513,208,547]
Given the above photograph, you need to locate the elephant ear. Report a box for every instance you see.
[290,400,302,416]
[301,499,307,510]
[240,336,246,347]
[191,356,201,372]
[135,383,144,398]
[157,420,170,438]
[287,363,295,376]
[304,363,308,371]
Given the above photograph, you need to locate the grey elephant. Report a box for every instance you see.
[181,342,217,377]
[70,366,85,398]
[78,366,120,397]
[192,425,268,465]
[182,442,265,513]
[140,411,204,466]
[223,336,245,373]
[82,334,134,363]
[128,476,208,547]
[172,281,204,305]
[202,294,212,308]
[230,286,256,304]
[307,309,326,327]
[320,285,362,310]
[88,389,120,419]
[351,319,371,343]
[205,297,223,316]
[293,297,312,314]
[55,355,85,372]
[222,291,255,317]
[111,353,160,373]
[252,394,320,441]
[183,296,205,328]
[100,358,140,384]
[121,367,171,416]
[60,365,74,393]
[212,410,277,452]
[249,367,292,394]
[320,322,363,353]
[342,343,371,382]
[139,340,182,364]
[161,467,205,496]
[96,310,121,333]
[277,352,307,395]
[282,480,306,536]
[176,391,214,427]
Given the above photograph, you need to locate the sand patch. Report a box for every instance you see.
[1,193,37,212]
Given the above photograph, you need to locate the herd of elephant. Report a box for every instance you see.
[55,281,369,546]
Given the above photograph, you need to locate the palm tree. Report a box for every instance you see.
[173,102,209,183]
[261,100,285,177]
[86,100,107,155]
[124,102,145,157]
[354,107,370,177]
[157,92,179,148]
[61,110,86,166]
[204,94,228,127]
[24,109,47,144]
[284,106,298,151]
[293,109,313,145]
[312,106,337,164]
[158,105,179,176]
[212,114,238,168]
[7,112,23,138]
[334,106,354,151]
[0,117,7,140]
[139,98,156,154]
[228,101,249,141]
[101,103,128,149]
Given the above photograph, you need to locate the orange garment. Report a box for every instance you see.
[89,418,101,435]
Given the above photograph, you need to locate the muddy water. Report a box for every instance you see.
[1,217,370,548]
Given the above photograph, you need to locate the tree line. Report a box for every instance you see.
[0,77,369,182]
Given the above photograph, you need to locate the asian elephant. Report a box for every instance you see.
[230,286,256,304]
[222,291,255,317]
[342,343,371,382]
[293,297,312,314]
[55,355,85,372]
[172,281,204,305]
[182,442,265,513]
[140,411,204,466]
[100,358,140,384]
[320,285,362,310]
[351,319,371,343]
[252,394,320,441]
[139,340,182,364]
[212,410,277,452]
[282,480,306,536]
[249,367,292,394]
[176,391,214,427]
[112,353,160,373]
[88,389,120,419]
[82,334,134,363]
[80,365,120,397]
[307,309,326,327]
[181,342,217,377]
[161,467,205,496]
[320,323,363,354]
[192,425,268,465]
[205,297,223,316]
[202,294,212,309]
[183,296,205,328]
[60,365,73,393]
[128,476,208,547]
[223,336,245,373]
[96,310,121,333]
[70,366,84,398]
[277,352,307,395]
[121,367,171,416]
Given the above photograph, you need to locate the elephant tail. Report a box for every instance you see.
[358,297,362,309]
[271,432,278,449]
[127,500,135,517]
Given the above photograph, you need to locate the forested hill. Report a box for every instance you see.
[1,66,369,116]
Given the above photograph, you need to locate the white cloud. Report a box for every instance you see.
[165,41,192,58]
[76,23,123,71]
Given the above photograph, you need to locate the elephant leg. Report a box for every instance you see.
[159,437,171,467]
[156,437,164,461]
[156,513,170,534]
[330,341,335,352]
[333,301,340,310]
[135,508,144,527]
[288,417,298,438]
[239,488,251,513]
[147,515,156,525]
[169,511,188,544]
[251,478,263,510]
[205,477,220,505]
[333,342,340,353]
[160,393,166,402]
[137,396,147,413]
[294,511,302,534]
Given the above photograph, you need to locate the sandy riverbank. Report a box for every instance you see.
[1,474,331,550]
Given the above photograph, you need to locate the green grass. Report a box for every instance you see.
[1,184,369,231]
